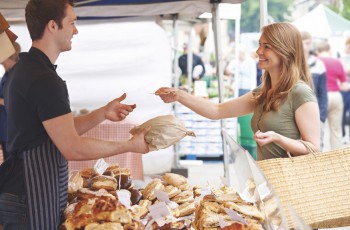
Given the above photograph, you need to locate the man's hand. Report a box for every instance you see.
[128,126,151,154]
[105,93,136,122]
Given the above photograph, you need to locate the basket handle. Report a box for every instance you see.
[287,140,318,161]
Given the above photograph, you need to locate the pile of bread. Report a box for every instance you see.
[60,164,281,230]
[61,165,147,230]
[194,186,265,230]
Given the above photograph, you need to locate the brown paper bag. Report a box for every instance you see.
[129,115,195,151]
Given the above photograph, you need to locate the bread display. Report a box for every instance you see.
[63,165,284,230]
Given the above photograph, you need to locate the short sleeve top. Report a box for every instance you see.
[4,47,71,154]
[251,82,316,160]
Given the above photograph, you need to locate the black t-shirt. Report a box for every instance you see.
[4,47,71,154]
[1,47,71,194]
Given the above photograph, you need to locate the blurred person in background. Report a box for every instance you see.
[340,37,350,143]
[224,45,257,96]
[157,22,320,160]
[301,31,327,150]
[0,42,21,160]
[317,40,348,150]
[178,43,206,86]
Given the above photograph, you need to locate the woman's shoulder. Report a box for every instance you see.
[291,81,313,95]
[289,81,316,106]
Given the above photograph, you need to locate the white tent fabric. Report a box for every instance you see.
[0,0,243,21]
[0,18,175,174]
[293,4,350,38]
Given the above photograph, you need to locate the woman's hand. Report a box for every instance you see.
[105,93,136,122]
[155,87,179,103]
[254,130,280,146]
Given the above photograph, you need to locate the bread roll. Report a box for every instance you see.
[142,178,164,201]
[84,222,123,230]
[162,173,187,188]
[80,168,98,179]
[90,175,117,191]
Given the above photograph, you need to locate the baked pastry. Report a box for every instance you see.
[90,175,118,191]
[68,171,84,193]
[129,188,143,205]
[193,185,202,197]
[171,190,194,204]
[194,194,265,230]
[116,174,132,190]
[104,165,130,177]
[223,202,264,222]
[151,220,191,230]
[142,178,164,201]
[221,222,247,230]
[173,201,196,217]
[162,173,188,188]
[138,199,152,218]
[80,168,98,179]
[164,185,181,199]
[92,198,131,223]
[76,188,116,200]
[84,222,124,230]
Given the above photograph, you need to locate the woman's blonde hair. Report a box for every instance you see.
[254,22,312,111]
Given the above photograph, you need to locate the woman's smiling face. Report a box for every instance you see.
[256,34,282,75]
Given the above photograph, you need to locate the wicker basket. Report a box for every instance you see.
[257,147,350,229]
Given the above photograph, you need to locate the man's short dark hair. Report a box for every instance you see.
[25,0,75,41]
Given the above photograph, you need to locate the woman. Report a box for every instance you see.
[156,22,320,160]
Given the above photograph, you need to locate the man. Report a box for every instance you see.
[178,43,206,85]
[301,31,328,150]
[224,45,257,96]
[340,37,350,143]
[0,0,150,229]
[317,40,348,150]
[0,42,21,160]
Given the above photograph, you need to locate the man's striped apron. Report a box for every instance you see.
[23,138,68,229]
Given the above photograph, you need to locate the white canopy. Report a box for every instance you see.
[293,4,350,38]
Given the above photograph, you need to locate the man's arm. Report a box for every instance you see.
[73,93,135,135]
[44,112,149,161]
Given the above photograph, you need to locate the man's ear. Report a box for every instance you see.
[48,20,57,32]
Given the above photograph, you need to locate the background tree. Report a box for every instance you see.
[228,0,294,36]
[341,0,350,20]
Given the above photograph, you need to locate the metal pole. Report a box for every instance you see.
[187,25,195,93]
[212,3,230,182]
[260,0,268,28]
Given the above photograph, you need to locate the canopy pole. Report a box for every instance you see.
[187,24,195,93]
[211,2,230,183]
[172,14,180,89]
[260,0,268,28]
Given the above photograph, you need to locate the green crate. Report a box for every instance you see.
[238,114,254,139]
[239,136,256,145]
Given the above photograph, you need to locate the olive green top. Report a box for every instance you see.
[251,82,317,160]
